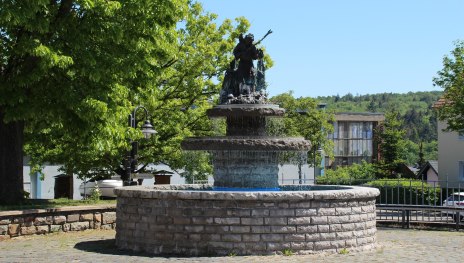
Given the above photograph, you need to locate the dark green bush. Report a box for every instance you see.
[366,179,441,205]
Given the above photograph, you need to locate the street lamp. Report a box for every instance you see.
[123,106,156,186]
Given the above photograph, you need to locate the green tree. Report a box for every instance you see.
[433,40,464,132]
[0,0,251,204]
[374,111,406,178]
[269,92,334,167]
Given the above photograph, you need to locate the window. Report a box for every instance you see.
[459,131,464,140]
[460,161,464,181]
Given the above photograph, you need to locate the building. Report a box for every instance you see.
[416,160,439,184]
[325,112,384,169]
[433,99,464,186]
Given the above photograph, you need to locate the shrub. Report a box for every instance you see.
[366,179,441,205]
[317,161,376,185]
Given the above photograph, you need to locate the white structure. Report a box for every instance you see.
[436,120,464,187]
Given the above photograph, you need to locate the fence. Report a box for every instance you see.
[280,178,464,229]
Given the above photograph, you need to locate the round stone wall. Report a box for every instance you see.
[115,185,379,256]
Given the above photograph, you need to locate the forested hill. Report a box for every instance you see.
[316,91,443,143]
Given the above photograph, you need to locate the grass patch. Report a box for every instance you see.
[0,198,116,211]
[282,248,293,256]
[339,248,349,254]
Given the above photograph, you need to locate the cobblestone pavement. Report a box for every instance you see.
[1,227,463,263]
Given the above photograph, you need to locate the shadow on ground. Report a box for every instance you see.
[74,239,154,257]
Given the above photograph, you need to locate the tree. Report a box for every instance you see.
[433,40,464,132]
[269,92,334,168]
[374,111,406,178]
[0,1,251,204]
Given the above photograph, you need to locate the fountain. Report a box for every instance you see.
[114,32,379,256]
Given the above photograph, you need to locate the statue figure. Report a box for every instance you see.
[219,30,272,104]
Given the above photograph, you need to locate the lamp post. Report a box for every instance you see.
[123,106,156,186]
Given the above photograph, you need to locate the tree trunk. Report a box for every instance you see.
[0,108,24,205]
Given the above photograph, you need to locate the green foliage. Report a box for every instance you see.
[88,185,101,201]
[282,248,294,256]
[269,92,334,166]
[374,111,406,178]
[366,179,441,205]
[317,161,376,185]
[433,40,464,133]
[400,140,438,165]
[177,151,212,184]
[339,248,350,255]
[1,1,256,182]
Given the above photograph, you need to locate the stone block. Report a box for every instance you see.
[284,234,305,241]
[314,241,333,250]
[295,208,317,216]
[50,225,62,233]
[209,241,234,250]
[20,226,37,235]
[54,215,66,224]
[214,217,240,225]
[226,209,251,217]
[288,217,311,225]
[221,234,241,242]
[200,234,221,242]
[320,232,336,241]
[94,213,102,223]
[270,226,296,233]
[8,224,19,236]
[67,214,80,223]
[327,215,350,224]
[318,208,336,216]
[102,212,116,224]
[291,242,307,250]
[316,225,329,233]
[101,224,113,230]
[264,217,287,225]
[251,209,269,216]
[329,224,343,232]
[289,201,311,208]
[70,222,89,231]
[185,225,204,233]
[341,223,356,231]
[335,207,353,215]
[311,216,328,224]
[36,225,49,234]
[242,234,261,242]
[229,225,250,233]
[251,226,270,233]
[277,202,289,208]
[267,242,290,251]
[0,225,8,235]
[269,209,294,217]
[62,223,71,232]
[80,213,93,221]
[306,233,321,241]
[22,217,34,227]
[191,217,213,225]
[205,225,229,233]
[240,217,263,225]
[297,225,317,234]
[0,219,11,225]
[261,234,283,242]
[173,217,191,225]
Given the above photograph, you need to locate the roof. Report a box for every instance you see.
[417,160,438,176]
[335,112,385,122]
[433,97,454,109]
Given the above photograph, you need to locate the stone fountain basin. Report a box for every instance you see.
[115,184,380,256]
[181,136,311,151]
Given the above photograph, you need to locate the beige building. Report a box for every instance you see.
[436,120,464,186]
[325,112,384,169]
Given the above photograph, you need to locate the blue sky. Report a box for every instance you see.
[199,0,463,98]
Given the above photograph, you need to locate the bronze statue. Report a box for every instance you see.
[220,30,272,104]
